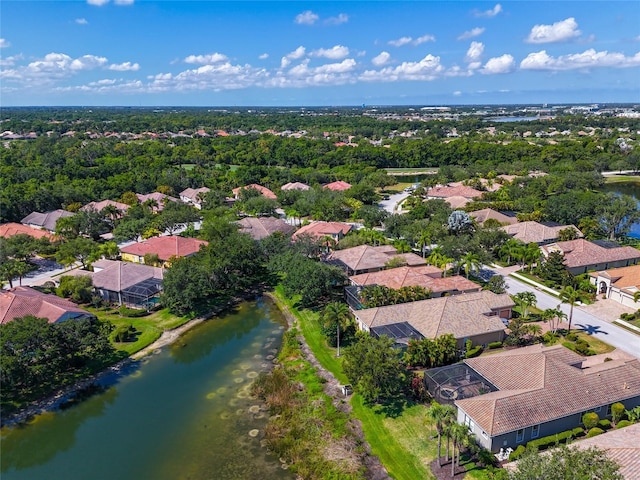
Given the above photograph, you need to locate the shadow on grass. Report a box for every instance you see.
[372,395,415,419]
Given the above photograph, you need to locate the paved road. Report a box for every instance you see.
[379,191,411,214]
[501,274,640,359]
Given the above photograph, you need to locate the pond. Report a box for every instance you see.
[0,299,293,480]
[599,181,640,238]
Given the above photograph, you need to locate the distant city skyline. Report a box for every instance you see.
[1,1,639,106]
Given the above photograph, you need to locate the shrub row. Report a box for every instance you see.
[465,346,484,358]
[118,306,151,318]
[487,341,503,350]
[510,426,585,460]
[616,420,632,429]
[586,427,604,438]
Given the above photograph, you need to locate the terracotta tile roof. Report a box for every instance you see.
[503,221,582,245]
[21,209,74,232]
[327,245,426,272]
[135,192,178,211]
[456,345,640,437]
[232,184,277,200]
[75,260,164,292]
[292,221,352,241]
[427,185,483,199]
[542,239,640,270]
[323,180,352,191]
[0,286,91,324]
[445,196,472,209]
[469,209,518,226]
[350,266,481,295]
[179,187,210,203]
[237,217,295,240]
[0,222,54,239]
[570,422,640,480]
[120,236,208,261]
[589,265,640,291]
[355,291,512,341]
[81,200,130,213]
[281,182,310,191]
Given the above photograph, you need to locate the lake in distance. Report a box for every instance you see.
[1,299,293,480]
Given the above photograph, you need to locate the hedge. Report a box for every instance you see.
[118,306,151,318]
[526,427,584,451]
[465,346,484,358]
[586,427,604,438]
[487,341,503,349]
[616,420,632,429]
[598,419,612,430]
[508,445,526,462]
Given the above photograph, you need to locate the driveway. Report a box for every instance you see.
[500,274,640,359]
[378,191,410,214]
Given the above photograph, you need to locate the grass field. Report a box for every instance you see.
[85,306,191,355]
[272,287,439,480]
[604,175,640,183]
[384,167,439,175]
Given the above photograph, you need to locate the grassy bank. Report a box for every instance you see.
[84,306,191,355]
[604,175,640,183]
[272,287,438,480]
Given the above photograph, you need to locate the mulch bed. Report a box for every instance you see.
[430,457,468,479]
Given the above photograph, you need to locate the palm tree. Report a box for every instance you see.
[541,308,567,334]
[460,252,482,279]
[427,403,456,468]
[320,302,352,357]
[560,286,585,333]
[514,291,537,318]
[523,242,541,273]
[450,423,470,477]
[499,239,524,265]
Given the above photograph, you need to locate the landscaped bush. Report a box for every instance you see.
[526,427,584,451]
[508,445,526,462]
[566,332,579,342]
[598,419,611,430]
[611,402,626,425]
[542,332,559,345]
[465,346,484,358]
[616,420,632,429]
[118,305,151,318]
[586,427,604,438]
[112,324,138,342]
[582,412,599,430]
[487,341,503,349]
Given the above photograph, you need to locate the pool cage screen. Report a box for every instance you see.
[423,363,498,405]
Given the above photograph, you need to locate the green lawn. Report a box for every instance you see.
[604,175,640,183]
[272,287,439,480]
[84,306,191,355]
[384,167,439,174]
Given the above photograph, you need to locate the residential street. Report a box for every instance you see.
[500,273,640,359]
[379,191,410,214]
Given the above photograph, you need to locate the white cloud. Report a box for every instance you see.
[465,41,484,64]
[280,46,306,68]
[75,18,88,25]
[70,55,108,70]
[325,13,349,25]
[89,79,117,86]
[480,54,515,74]
[474,4,502,18]
[414,34,436,45]
[371,51,391,66]
[114,0,134,4]
[520,49,640,70]
[389,36,412,47]
[295,10,319,25]
[453,90,462,96]
[109,61,140,71]
[388,35,435,47]
[0,38,10,48]
[259,53,269,60]
[458,27,485,41]
[360,54,444,82]
[526,17,581,44]
[87,0,109,5]
[0,54,22,67]
[184,53,228,64]
[310,45,349,59]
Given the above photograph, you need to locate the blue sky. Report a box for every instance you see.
[1,1,639,106]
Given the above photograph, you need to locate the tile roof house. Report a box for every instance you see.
[448,345,640,452]
[327,244,426,275]
[354,290,512,348]
[469,208,518,226]
[427,184,483,200]
[81,200,130,215]
[589,265,640,308]
[120,236,208,266]
[179,187,210,209]
[323,180,352,191]
[21,209,74,232]
[0,286,93,324]
[292,221,352,243]
[69,259,164,308]
[281,182,310,191]
[232,184,277,200]
[541,239,640,275]
[135,192,178,212]
[236,216,295,240]
[502,221,583,245]
[349,266,482,298]
[0,222,55,240]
